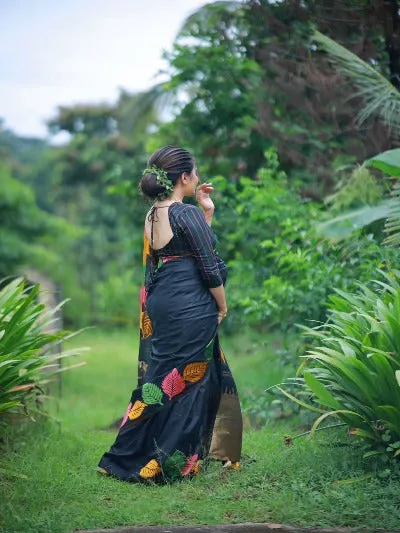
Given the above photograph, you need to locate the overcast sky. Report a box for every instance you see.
[0,0,214,138]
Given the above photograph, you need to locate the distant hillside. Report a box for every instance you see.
[0,120,48,170]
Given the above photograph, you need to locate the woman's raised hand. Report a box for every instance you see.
[196,182,215,212]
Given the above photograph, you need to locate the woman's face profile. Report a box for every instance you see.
[188,166,200,195]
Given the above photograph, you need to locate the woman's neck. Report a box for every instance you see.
[155,195,183,206]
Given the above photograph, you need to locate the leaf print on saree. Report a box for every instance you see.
[139,459,161,479]
[183,362,208,383]
[120,402,132,428]
[140,311,153,339]
[180,453,199,477]
[142,383,163,405]
[204,338,214,361]
[161,368,186,400]
[128,400,148,420]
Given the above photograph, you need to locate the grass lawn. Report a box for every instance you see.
[1,328,400,533]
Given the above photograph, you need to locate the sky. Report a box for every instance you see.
[0,0,214,138]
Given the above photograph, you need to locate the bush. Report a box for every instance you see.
[214,150,399,330]
[94,270,140,326]
[277,270,400,460]
[0,278,84,420]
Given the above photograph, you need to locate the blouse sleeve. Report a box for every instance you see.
[176,205,223,288]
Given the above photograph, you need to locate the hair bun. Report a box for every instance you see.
[139,172,166,200]
[138,146,195,201]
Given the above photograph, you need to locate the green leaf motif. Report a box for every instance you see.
[142,383,163,405]
[163,450,187,482]
[204,338,214,361]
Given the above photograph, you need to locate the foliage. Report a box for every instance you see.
[278,271,400,460]
[93,270,140,327]
[0,278,84,419]
[317,202,390,241]
[0,163,64,279]
[365,148,400,247]
[325,166,386,215]
[215,150,399,330]
[5,0,400,332]
[0,121,47,177]
[156,0,263,178]
[319,149,400,245]
[33,104,148,326]
[147,0,396,197]
[365,148,400,177]
[313,30,400,135]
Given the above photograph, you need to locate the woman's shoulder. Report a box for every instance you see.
[173,202,206,224]
[173,202,201,216]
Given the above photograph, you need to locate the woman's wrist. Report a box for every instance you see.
[203,207,214,226]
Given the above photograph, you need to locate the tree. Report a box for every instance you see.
[0,162,58,279]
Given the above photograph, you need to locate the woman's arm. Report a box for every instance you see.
[203,207,214,226]
[210,285,228,323]
[177,205,227,318]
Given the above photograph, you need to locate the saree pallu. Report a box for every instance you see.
[98,235,242,483]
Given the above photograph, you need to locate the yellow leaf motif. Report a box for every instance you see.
[140,311,153,339]
[139,459,161,479]
[220,347,227,363]
[191,460,201,475]
[128,400,147,420]
[143,234,151,263]
[183,362,208,383]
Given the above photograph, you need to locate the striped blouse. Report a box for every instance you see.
[150,202,224,288]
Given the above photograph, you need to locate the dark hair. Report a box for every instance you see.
[139,146,195,200]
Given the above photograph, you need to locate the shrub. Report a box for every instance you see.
[214,150,399,330]
[277,270,400,459]
[0,278,84,420]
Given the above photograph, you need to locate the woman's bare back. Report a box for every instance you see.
[144,205,175,250]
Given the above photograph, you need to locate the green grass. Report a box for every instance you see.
[1,328,400,533]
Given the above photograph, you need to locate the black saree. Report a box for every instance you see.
[98,203,242,482]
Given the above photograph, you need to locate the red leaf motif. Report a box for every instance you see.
[140,285,147,306]
[162,368,185,400]
[181,454,199,477]
[120,402,132,428]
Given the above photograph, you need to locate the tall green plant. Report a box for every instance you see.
[277,271,400,459]
[0,278,85,419]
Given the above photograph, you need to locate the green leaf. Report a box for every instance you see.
[365,149,400,177]
[317,202,390,240]
[313,32,400,134]
[303,372,343,410]
[142,383,163,406]
[363,451,384,459]
[309,410,365,438]
[275,386,326,414]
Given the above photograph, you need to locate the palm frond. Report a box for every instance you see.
[177,1,242,37]
[313,31,400,134]
[117,84,174,141]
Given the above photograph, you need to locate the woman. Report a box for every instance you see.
[98,146,242,482]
